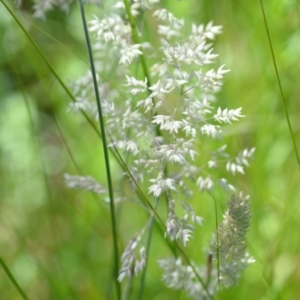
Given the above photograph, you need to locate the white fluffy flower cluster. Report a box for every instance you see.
[67,1,254,240]
[64,174,106,194]
[65,0,254,285]
[89,14,142,65]
[165,200,203,246]
[118,227,147,282]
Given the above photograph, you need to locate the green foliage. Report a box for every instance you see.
[1,0,300,299]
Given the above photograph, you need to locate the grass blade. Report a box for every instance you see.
[0,256,30,300]
[260,0,300,169]
[78,1,121,299]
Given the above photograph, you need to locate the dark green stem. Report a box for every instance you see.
[78,1,121,299]
[209,192,220,290]
[0,256,30,300]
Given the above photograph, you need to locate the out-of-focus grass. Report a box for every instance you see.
[0,0,300,299]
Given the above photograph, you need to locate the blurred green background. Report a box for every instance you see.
[1,0,300,299]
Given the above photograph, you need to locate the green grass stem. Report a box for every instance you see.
[260,0,300,169]
[209,192,221,290]
[137,198,159,300]
[0,256,30,300]
[78,1,121,299]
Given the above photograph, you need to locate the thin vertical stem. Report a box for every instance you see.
[137,198,159,299]
[209,192,221,290]
[260,0,300,169]
[78,1,121,299]
[0,256,30,300]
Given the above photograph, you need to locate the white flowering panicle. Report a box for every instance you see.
[44,0,256,296]
[165,200,203,246]
[118,227,147,282]
[64,174,106,194]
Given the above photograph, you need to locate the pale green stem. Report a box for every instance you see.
[260,0,300,169]
[0,256,30,300]
[137,198,159,299]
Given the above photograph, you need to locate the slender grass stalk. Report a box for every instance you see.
[122,0,169,228]
[20,13,88,63]
[78,1,121,299]
[0,256,30,300]
[259,0,300,169]
[209,192,221,290]
[137,198,159,299]
[295,0,300,33]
